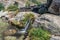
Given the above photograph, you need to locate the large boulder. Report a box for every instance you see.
[9,12,39,22]
[8,12,39,28]
[33,14,60,35]
[48,0,60,15]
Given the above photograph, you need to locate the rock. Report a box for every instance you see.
[50,35,60,40]
[3,29,17,36]
[9,12,39,22]
[4,36,17,40]
[0,11,16,22]
[0,18,9,40]
[0,0,47,9]
[48,0,60,15]
[4,11,15,19]
[33,14,60,35]
[0,11,8,17]
[8,12,39,28]
[25,36,30,40]
[0,0,36,9]
[0,0,26,9]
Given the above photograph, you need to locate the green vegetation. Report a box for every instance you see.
[29,0,41,5]
[0,18,9,40]
[0,18,9,33]
[20,13,35,27]
[29,28,51,40]
[7,5,18,11]
[0,18,9,28]
[23,13,35,24]
[23,13,35,21]
[25,0,41,7]
[10,13,35,28]
[0,3,4,11]
[25,1,30,7]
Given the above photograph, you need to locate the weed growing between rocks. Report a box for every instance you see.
[29,27,51,40]
[7,5,19,11]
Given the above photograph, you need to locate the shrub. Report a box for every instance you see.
[7,5,18,11]
[0,3,4,11]
[29,28,51,40]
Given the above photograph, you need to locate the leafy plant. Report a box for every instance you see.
[29,28,51,40]
[7,5,18,11]
[0,3,4,11]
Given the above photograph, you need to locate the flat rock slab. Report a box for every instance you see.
[50,35,60,40]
